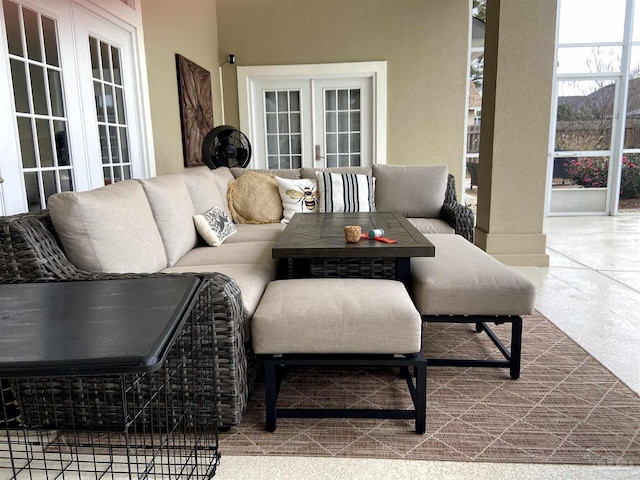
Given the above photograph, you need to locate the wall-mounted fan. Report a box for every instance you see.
[201,125,252,169]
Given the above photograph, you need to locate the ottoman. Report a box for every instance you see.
[251,278,427,433]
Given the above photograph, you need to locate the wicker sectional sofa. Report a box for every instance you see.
[0,164,474,427]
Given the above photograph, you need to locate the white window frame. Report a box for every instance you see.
[237,61,387,167]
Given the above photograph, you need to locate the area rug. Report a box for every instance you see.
[219,312,640,466]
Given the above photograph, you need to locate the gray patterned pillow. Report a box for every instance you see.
[193,207,237,246]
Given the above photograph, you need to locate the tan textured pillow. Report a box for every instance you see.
[227,172,283,224]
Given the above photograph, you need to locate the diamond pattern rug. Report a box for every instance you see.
[219,312,640,465]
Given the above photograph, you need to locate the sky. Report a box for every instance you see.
[557,0,638,76]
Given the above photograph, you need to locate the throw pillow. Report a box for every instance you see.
[275,177,319,223]
[193,207,237,246]
[227,172,283,224]
[315,171,376,213]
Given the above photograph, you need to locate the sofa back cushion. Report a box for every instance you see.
[48,180,167,273]
[372,165,448,218]
[139,174,197,267]
[208,167,235,218]
[180,166,230,216]
[300,166,372,179]
[231,167,301,179]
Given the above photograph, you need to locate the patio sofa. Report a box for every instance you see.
[0,164,474,428]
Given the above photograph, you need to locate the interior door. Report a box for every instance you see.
[242,65,380,170]
[312,77,372,169]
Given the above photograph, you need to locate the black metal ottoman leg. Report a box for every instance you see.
[510,317,523,380]
[264,358,277,432]
[415,360,427,434]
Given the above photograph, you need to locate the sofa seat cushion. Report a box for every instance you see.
[180,166,230,217]
[173,241,276,268]
[48,180,167,273]
[224,223,286,243]
[407,218,455,235]
[139,174,197,267]
[411,234,536,316]
[162,263,275,337]
[252,279,422,355]
[373,165,448,218]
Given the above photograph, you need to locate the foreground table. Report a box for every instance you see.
[272,212,435,285]
[0,277,220,479]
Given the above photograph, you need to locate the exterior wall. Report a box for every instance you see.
[475,0,556,266]
[140,0,222,175]
[215,0,470,185]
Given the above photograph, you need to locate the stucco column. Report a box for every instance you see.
[475,0,556,266]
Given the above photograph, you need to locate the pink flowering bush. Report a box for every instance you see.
[564,155,640,199]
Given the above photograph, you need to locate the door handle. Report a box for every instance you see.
[0,177,4,184]
[315,145,324,162]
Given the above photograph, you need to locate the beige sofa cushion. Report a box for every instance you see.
[252,279,422,354]
[300,166,372,179]
[161,263,275,338]
[139,174,197,267]
[208,167,235,218]
[407,218,455,235]
[232,167,301,179]
[48,180,167,273]
[173,241,276,268]
[224,223,286,243]
[180,166,230,216]
[373,165,448,218]
[411,234,536,316]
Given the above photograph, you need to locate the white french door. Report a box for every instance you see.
[238,62,386,170]
[0,0,149,215]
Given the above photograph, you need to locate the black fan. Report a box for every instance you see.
[201,125,252,169]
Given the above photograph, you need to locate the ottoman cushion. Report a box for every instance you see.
[411,234,536,316]
[252,279,421,354]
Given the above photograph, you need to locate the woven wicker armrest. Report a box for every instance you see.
[441,202,475,243]
[441,174,475,243]
[0,210,88,281]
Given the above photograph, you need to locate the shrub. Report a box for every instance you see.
[564,155,640,199]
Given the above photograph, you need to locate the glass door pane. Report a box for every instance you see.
[3,0,74,211]
[550,79,615,214]
[324,88,361,167]
[263,89,302,169]
[90,36,131,185]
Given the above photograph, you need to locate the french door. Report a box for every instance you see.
[237,62,386,170]
[0,0,149,215]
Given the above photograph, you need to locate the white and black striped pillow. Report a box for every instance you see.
[315,172,376,213]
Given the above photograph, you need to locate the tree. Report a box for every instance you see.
[471,0,486,91]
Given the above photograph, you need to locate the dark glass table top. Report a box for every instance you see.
[0,277,200,377]
[272,212,435,259]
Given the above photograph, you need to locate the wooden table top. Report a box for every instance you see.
[272,212,435,259]
[0,277,200,377]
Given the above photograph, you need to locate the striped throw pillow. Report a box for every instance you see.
[315,171,376,213]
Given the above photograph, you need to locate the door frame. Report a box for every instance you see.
[237,61,387,167]
[0,0,154,215]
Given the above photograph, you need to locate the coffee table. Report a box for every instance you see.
[272,212,435,285]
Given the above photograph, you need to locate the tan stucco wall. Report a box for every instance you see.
[215,0,470,185]
[141,0,222,175]
[476,0,556,266]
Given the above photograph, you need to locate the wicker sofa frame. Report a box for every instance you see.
[0,173,473,428]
